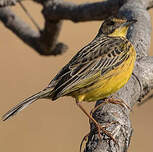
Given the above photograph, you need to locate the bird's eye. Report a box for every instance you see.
[107,21,115,26]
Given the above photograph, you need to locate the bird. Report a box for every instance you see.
[2,16,136,141]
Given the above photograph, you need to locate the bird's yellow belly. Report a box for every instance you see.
[75,54,135,102]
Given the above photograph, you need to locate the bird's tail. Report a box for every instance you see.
[2,87,53,121]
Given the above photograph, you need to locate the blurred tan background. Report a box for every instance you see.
[0,1,153,152]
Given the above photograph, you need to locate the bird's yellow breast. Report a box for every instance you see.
[73,47,136,102]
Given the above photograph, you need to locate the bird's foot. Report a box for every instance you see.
[106,97,131,110]
[95,121,118,144]
[90,97,131,115]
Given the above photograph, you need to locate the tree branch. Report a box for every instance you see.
[0,7,67,55]
[38,15,67,55]
[0,7,40,50]
[42,0,126,22]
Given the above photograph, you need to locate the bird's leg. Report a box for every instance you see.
[76,101,117,144]
[90,101,107,115]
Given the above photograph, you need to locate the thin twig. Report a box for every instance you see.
[18,1,41,31]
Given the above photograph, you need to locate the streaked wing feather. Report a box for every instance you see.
[50,36,130,99]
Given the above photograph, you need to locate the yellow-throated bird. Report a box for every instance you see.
[2,16,136,139]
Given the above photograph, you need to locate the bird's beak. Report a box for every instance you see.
[123,19,137,27]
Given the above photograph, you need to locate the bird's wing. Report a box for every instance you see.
[49,36,130,100]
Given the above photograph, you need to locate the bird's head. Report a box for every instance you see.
[98,16,137,37]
